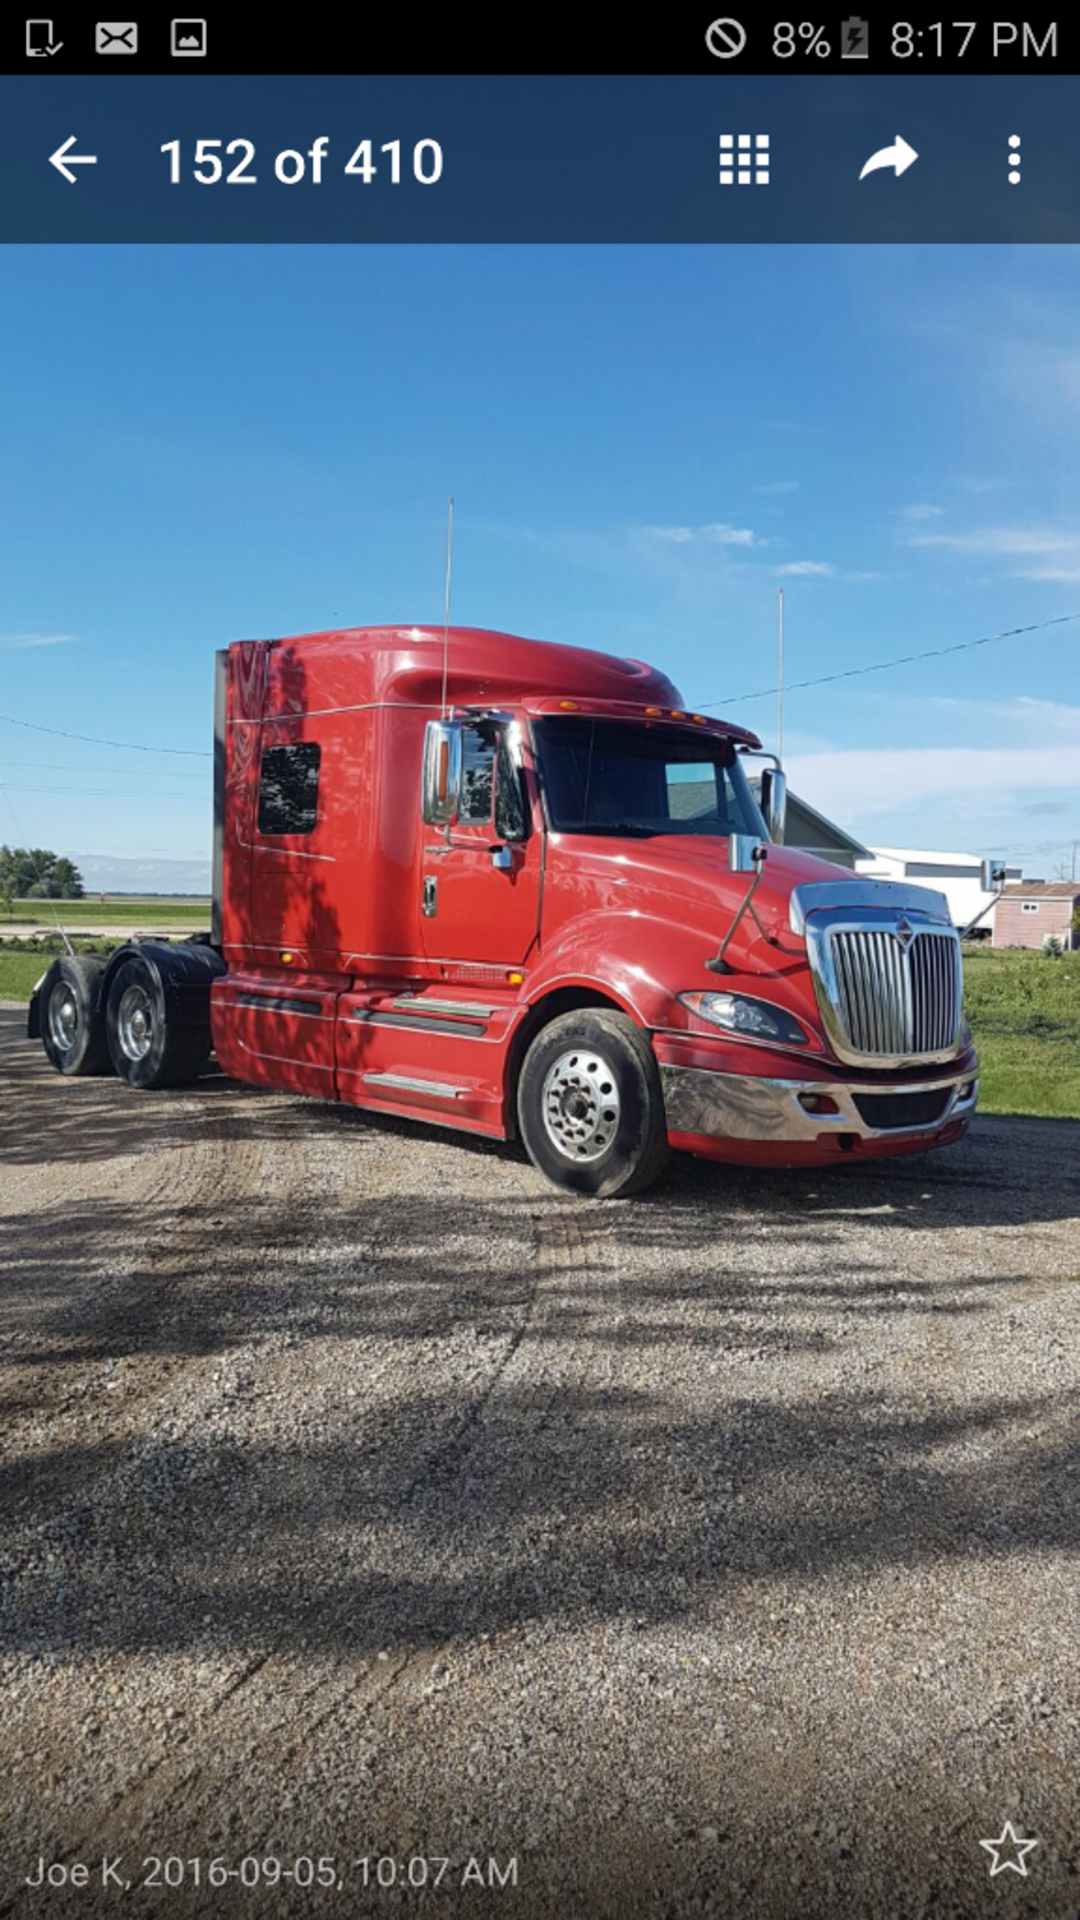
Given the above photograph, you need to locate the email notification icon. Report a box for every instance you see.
[96,21,138,52]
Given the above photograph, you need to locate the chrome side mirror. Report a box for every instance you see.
[981,857,1007,892]
[728,832,768,874]
[422,720,463,826]
[708,836,769,971]
[759,766,788,844]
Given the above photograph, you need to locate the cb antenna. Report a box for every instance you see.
[777,586,785,762]
[441,496,455,719]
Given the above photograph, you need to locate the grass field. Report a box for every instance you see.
[4,939,1076,1122]
[2,896,209,928]
[0,950,65,1000]
[963,945,1080,1120]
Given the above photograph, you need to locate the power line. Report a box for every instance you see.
[0,758,208,780]
[0,783,205,800]
[695,610,1080,710]
[0,713,211,757]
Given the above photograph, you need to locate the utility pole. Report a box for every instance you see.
[777,587,785,763]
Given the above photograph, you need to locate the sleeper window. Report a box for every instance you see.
[257,743,322,836]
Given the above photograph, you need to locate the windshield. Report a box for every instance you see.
[533,718,767,838]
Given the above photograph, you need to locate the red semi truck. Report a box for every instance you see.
[31,625,978,1196]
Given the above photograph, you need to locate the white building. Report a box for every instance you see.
[854,848,1022,930]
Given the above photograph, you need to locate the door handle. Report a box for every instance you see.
[422,875,438,917]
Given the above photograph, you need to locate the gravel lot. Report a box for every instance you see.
[2,1004,1078,1919]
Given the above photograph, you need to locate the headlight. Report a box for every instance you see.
[678,990,813,1047]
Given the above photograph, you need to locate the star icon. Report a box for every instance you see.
[979,1820,1039,1877]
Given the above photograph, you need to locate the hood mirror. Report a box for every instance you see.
[728,832,768,874]
[960,858,1008,939]
[706,836,771,973]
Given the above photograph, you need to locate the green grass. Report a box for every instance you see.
[0,950,63,1001]
[3,895,209,928]
[963,946,1080,1120]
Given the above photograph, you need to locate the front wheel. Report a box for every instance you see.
[517,1009,671,1198]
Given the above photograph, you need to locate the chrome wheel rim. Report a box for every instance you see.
[48,982,79,1053]
[117,983,154,1061]
[541,1048,621,1162]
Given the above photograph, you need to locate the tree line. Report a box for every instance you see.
[0,847,84,908]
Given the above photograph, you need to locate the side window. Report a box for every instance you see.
[459,724,496,823]
[495,733,527,841]
[257,742,321,836]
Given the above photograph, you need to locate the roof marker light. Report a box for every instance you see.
[559,699,580,710]
[645,705,662,716]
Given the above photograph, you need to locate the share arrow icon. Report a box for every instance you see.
[859,136,918,180]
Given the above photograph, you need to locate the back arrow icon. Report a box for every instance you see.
[49,135,98,184]
[859,136,918,181]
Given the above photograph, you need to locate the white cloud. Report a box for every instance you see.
[0,632,76,649]
[906,525,1080,557]
[1012,565,1080,583]
[898,503,944,523]
[998,695,1080,739]
[787,744,1080,826]
[642,522,759,548]
[772,562,884,582]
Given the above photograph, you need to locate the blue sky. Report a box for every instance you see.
[1,243,1078,887]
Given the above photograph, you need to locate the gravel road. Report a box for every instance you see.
[2,1005,1078,1920]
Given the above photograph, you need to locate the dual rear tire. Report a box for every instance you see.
[38,950,211,1089]
[103,954,212,1089]
[40,956,111,1077]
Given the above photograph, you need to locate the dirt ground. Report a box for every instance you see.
[2,1006,1078,1919]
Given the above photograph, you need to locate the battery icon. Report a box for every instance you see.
[841,17,869,57]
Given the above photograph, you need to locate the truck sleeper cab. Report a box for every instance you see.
[31,625,979,1197]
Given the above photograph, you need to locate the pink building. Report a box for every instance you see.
[993,882,1080,950]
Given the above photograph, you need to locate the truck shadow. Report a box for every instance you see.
[0,1358,1075,1661]
[6,999,1077,1236]
[2,1019,1077,1913]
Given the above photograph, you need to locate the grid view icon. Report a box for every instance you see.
[719,134,769,186]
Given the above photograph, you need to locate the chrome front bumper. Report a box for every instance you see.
[661,1063,979,1144]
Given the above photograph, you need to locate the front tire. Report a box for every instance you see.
[105,953,211,1089]
[39,956,111,1077]
[517,1009,671,1197]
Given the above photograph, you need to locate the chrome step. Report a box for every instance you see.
[362,1071,467,1100]
[389,996,495,1019]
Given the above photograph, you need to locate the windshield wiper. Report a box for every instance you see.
[576,821,658,837]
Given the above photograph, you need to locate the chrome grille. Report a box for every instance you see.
[815,923,961,1063]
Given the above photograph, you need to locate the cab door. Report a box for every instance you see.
[420,720,541,968]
